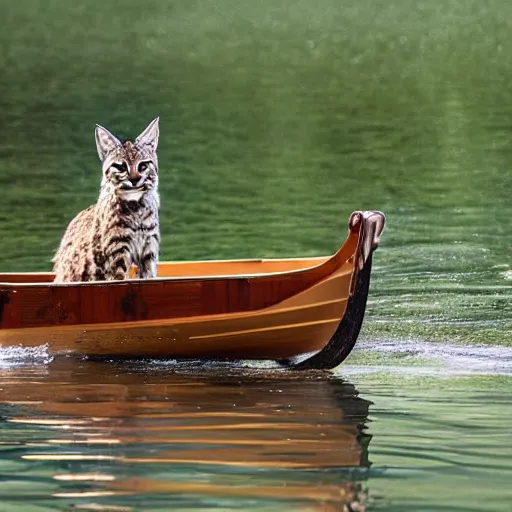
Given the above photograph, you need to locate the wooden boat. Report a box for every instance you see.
[0,210,385,369]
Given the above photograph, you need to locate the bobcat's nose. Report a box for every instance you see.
[128,177,140,187]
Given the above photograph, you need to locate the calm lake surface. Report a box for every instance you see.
[1,0,512,510]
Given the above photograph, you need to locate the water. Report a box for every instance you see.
[1,0,512,510]
[0,351,510,511]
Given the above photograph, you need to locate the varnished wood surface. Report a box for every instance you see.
[0,263,352,358]
[0,229,358,332]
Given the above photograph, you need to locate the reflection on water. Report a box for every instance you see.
[0,353,511,511]
[0,358,371,511]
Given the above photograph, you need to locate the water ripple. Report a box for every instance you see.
[345,340,512,376]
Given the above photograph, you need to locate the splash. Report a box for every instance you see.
[0,343,53,367]
[341,339,512,377]
[147,358,279,370]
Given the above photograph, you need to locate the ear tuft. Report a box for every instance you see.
[136,117,159,152]
[95,124,122,162]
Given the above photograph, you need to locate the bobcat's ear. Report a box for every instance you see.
[95,124,122,162]
[136,117,159,152]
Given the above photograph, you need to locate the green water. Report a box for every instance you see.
[0,0,511,510]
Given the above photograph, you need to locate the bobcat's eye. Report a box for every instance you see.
[138,161,150,173]
[112,162,128,172]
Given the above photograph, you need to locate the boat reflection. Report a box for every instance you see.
[0,359,372,511]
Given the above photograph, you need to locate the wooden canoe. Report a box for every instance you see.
[0,210,385,369]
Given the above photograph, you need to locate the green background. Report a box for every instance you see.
[0,1,511,510]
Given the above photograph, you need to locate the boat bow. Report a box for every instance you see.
[283,210,386,369]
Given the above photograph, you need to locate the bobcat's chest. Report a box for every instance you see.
[121,203,157,261]
[131,227,148,260]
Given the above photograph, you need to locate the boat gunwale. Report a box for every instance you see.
[0,255,331,282]
[0,250,351,288]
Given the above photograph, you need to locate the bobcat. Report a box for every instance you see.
[52,117,161,282]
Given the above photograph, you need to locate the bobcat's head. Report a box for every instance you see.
[95,117,159,200]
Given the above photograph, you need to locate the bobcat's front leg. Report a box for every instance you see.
[138,234,159,279]
[104,238,133,280]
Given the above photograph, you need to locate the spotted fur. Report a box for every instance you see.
[52,118,161,282]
